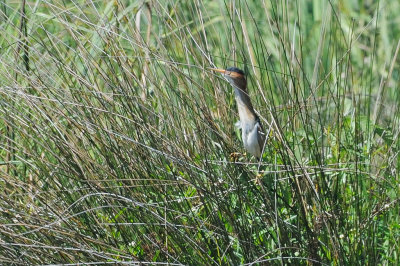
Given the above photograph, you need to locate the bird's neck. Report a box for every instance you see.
[233,86,257,124]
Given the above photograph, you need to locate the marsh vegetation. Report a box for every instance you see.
[0,0,399,264]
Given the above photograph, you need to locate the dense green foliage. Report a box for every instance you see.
[1,0,399,264]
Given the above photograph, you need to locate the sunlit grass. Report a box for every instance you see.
[0,0,399,264]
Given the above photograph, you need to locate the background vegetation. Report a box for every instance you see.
[1,0,399,264]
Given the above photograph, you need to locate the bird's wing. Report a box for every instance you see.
[256,120,266,155]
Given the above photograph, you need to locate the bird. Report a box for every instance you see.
[211,67,265,160]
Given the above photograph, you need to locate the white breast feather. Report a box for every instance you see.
[241,121,261,158]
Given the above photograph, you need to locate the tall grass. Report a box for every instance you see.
[0,0,399,264]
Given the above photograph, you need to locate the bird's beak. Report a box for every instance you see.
[210,68,227,74]
[210,68,242,78]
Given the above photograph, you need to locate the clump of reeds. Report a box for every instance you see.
[0,0,399,264]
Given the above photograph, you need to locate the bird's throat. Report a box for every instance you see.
[234,86,256,124]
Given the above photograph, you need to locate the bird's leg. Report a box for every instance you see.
[254,171,263,185]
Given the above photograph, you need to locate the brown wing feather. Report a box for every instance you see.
[256,118,266,158]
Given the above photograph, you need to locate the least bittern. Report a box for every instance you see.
[212,67,265,159]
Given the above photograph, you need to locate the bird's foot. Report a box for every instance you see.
[229,152,242,161]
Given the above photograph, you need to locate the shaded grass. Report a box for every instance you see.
[0,0,399,264]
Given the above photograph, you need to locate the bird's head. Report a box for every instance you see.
[211,67,247,90]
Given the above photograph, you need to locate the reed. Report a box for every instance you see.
[0,0,399,264]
